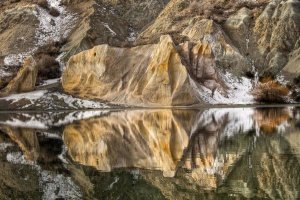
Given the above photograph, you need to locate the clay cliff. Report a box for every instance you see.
[0,0,300,107]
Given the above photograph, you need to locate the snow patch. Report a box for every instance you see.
[0,110,110,129]
[198,72,254,104]
[41,78,60,86]
[40,170,82,200]
[0,90,110,110]
[127,27,137,42]
[4,0,77,68]
[4,53,28,66]
[0,143,13,151]
[2,90,47,104]
[6,152,34,165]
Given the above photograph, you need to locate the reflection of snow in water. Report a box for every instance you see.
[194,107,254,138]
[6,150,82,200]
[40,170,82,200]
[4,0,76,67]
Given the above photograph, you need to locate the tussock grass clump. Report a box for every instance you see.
[252,77,290,103]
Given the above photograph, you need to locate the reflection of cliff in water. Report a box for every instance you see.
[0,107,299,199]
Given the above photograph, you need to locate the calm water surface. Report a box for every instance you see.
[0,107,300,199]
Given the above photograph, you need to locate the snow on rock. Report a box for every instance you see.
[0,90,110,110]
[40,78,60,86]
[6,152,34,165]
[35,0,77,47]
[4,0,77,67]
[2,90,48,105]
[52,92,110,109]
[199,72,254,104]
[127,27,137,42]
[0,143,13,151]
[102,22,117,36]
[4,53,29,67]
[0,110,110,129]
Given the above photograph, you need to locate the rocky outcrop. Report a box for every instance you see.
[254,0,300,75]
[1,0,300,105]
[62,35,228,106]
[62,36,230,106]
[0,5,39,57]
[61,0,169,61]
[0,57,38,97]
[182,19,248,76]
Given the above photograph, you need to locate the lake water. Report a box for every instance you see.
[0,107,299,199]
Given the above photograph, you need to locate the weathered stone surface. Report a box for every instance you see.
[0,57,38,97]
[63,35,219,106]
[254,0,300,74]
[0,5,39,56]
[61,0,168,61]
[182,18,248,75]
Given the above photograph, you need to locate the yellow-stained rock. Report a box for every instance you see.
[62,35,228,106]
[0,57,38,97]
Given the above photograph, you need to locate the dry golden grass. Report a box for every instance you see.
[252,77,290,103]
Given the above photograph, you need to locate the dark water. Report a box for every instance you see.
[0,107,300,199]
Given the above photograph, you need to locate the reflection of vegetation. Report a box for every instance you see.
[253,108,291,134]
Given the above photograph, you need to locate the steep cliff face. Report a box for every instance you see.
[62,35,229,106]
[254,0,300,75]
[1,0,300,107]
[61,0,169,61]
[0,57,38,97]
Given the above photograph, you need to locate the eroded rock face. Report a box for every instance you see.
[0,57,38,97]
[254,0,300,75]
[63,35,226,106]
[63,110,196,177]
[61,0,169,61]
[181,19,247,76]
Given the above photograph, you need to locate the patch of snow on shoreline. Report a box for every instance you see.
[0,110,110,129]
[199,72,254,104]
[1,90,47,104]
[0,90,110,109]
